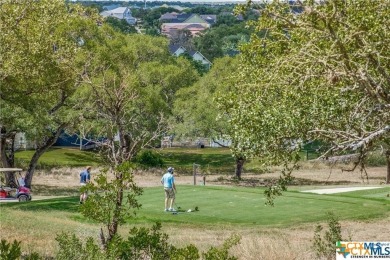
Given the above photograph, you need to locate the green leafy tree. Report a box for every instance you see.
[216,13,240,27]
[104,16,137,34]
[78,28,198,165]
[0,0,99,187]
[193,30,224,61]
[76,27,198,246]
[219,0,390,203]
[178,53,209,76]
[80,163,143,247]
[194,23,252,61]
[313,212,344,259]
[142,7,179,35]
[170,29,194,51]
[174,57,248,178]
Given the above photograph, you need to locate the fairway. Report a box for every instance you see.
[2,185,389,228]
[1,183,389,259]
[133,185,390,227]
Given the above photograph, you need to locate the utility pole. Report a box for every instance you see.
[144,0,146,9]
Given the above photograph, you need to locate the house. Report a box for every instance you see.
[14,133,35,150]
[160,13,216,25]
[159,12,181,22]
[100,7,137,25]
[168,44,212,70]
[169,45,186,56]
[102,4,121,11]
[199,15,217,25]
[159,13,216,38]
[188,50,212,70]
[161,23,209,37]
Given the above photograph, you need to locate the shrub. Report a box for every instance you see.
[118,222,174,259]
[312,212,343,259]
[55,233,103,260]
[54,223,238,260]
[202,234,240,260]
[0,239,21,260]
[0,239,42,260]
[135,150,165,168]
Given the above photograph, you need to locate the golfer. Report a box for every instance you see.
[161,167,177,212]
[79,166,91,204]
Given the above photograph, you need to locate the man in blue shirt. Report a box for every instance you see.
[161,167,177,211]
[79,166,91,204]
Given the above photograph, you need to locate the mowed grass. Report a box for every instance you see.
[156,147,235,173]
[2,186,389,228]
[14,147,317,174]
[135,186,390,227]
[15,147,101,168]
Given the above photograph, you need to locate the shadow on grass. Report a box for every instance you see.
[62,152,101,166]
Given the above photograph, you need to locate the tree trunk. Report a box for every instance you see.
[235,157,245,179]
[106,176,124,246]
[0,126,17,187]
[24,123,67,188]
[386,150,390,184]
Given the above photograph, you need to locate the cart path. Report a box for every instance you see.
[301,186,385,194]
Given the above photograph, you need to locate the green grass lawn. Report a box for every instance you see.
[2,185,389,228]
[156,147,235,174]
[14,147,319,174]
[15,147,102,168]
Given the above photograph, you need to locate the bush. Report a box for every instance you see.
[312,212,343,259]
[118,222,174,259]
[202,234,240,260]
[0,239,21,260]
[55,233,103,260]
[0,239,42,260]
[135,150,165,168]
[9,223,239,259]
[365,152,387,167]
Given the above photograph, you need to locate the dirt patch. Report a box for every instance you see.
[30,166,387,194]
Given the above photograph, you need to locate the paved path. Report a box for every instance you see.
[301,186,384,194]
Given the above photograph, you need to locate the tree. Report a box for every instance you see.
[220,0,390,197]
[193,30,224,61]
[193,23,252,61]
[216,13,240,27]
[0,0,99,187]
[79,29,198,164]
[77,28,198,245]
[178,52,209,76]
[173,56,249,178]
[104,16,137,34]
[170,29,194,51]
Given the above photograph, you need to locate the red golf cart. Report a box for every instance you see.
[0,168,32,202]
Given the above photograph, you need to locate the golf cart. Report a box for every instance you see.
[0,168,32,202]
